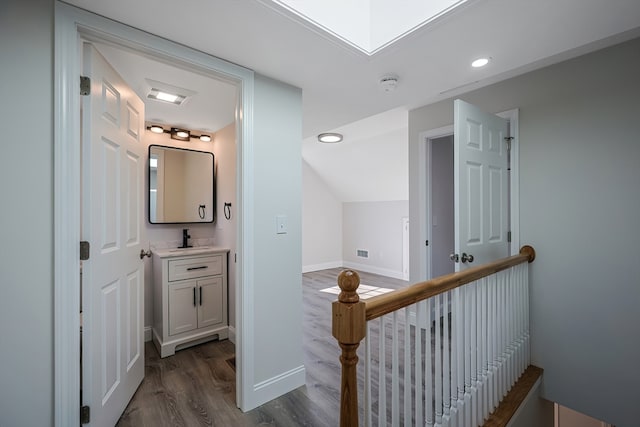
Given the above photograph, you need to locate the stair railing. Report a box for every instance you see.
[332,245,536,426]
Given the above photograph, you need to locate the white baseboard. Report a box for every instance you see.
[302,261,342,273]
[228,325,236,344]
[144,326,152,342]
[342,261,405,280]
[250,365,306,409]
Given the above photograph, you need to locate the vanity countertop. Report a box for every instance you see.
[153,246,230,258]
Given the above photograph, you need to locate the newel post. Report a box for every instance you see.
[332,270,366,427]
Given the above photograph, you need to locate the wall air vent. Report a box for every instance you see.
[356,249,369,258]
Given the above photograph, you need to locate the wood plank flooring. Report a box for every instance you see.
[116,268,408,427]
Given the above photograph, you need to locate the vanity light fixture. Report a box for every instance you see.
[171,128,191,141]
[146,125,213,142]
[318,132,343,143]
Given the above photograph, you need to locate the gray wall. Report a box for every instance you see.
[409,37,640,426]
[430,135,455,278]
[252,75,304,385]
[302,160,343,271]
[0,0,54,425]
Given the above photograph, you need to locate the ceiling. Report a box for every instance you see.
[67,0,640,201]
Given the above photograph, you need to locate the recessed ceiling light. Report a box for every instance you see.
[199,135,212,142]
[471,57,490,68]
[149,125,165,134]
[148,88,187,105]
[155,91,179,103]
[318,133,343,143]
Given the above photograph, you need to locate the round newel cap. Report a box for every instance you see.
[337,270,361,303]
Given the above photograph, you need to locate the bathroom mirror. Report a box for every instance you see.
[149,145,214,223]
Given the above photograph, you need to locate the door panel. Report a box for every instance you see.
[198,277,224,328]
[454,99,509,270]
[169,281,198,336]
[82,43,145,427]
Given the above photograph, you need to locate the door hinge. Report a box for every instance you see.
[80,76,91,96]
[80,405,90,424]
[507,231,512,243]
[80,241,90,261]
[425,240,429,246]
[504,136,514,151]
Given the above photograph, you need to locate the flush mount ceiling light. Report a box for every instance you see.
[471,57,490,68]
[318,132,343,143]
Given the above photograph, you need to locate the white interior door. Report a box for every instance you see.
[82,43,146,427]
[453,99,509,271]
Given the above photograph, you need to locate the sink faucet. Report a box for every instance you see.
[180,228,192,248]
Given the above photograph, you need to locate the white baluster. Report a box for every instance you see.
[365,323,372,427]
[450,288,460,426]
[425,298,434,427]
[463,284,472,426]
[379,315,387,426]
[404,306,411,427]
[416,301,425,426]
[435,294,443,426]
[392,311,399,426]
[469,281,478,427]
[443,291,451,426]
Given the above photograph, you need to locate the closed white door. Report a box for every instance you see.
[453,99,509,270]
[82,43,146,427]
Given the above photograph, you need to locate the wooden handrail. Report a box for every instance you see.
[365,245,535,321]
[332,245,535,427]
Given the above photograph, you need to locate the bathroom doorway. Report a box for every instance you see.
[55,4,254,424]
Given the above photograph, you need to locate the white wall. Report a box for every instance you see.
[142,129,218,331]
[212,123,237,333]
[302,160,342,271]
[141,124,238,334]
[0,0,54,425]
[343,200,409,279]
[430,135,454,278]
[251,75,305,395]
[408,37,640,426]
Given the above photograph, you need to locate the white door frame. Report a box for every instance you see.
[54,3,255,425]
[417,109,519,281]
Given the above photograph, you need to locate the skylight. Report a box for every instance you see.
[262,0,470,55]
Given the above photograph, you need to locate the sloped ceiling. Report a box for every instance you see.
[65,0,640,202]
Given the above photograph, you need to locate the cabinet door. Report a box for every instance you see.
[168,281,198,336]
[197,277,224,328]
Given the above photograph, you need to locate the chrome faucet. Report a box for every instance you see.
[180,228,192,248]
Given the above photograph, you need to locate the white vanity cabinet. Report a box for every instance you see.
[152,248,229,357]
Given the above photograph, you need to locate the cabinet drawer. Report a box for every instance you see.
[168,255,222,281]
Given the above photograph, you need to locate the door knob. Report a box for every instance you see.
[461,253,474,263]
[139,249,152,259]
[449,253,459,263]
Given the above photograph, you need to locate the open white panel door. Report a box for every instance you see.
[82,43,146,427]
[453,99,509,271]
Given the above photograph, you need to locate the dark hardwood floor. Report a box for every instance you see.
[117,268,408,427]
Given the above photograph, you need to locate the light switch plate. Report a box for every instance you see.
[276,215,287,234]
